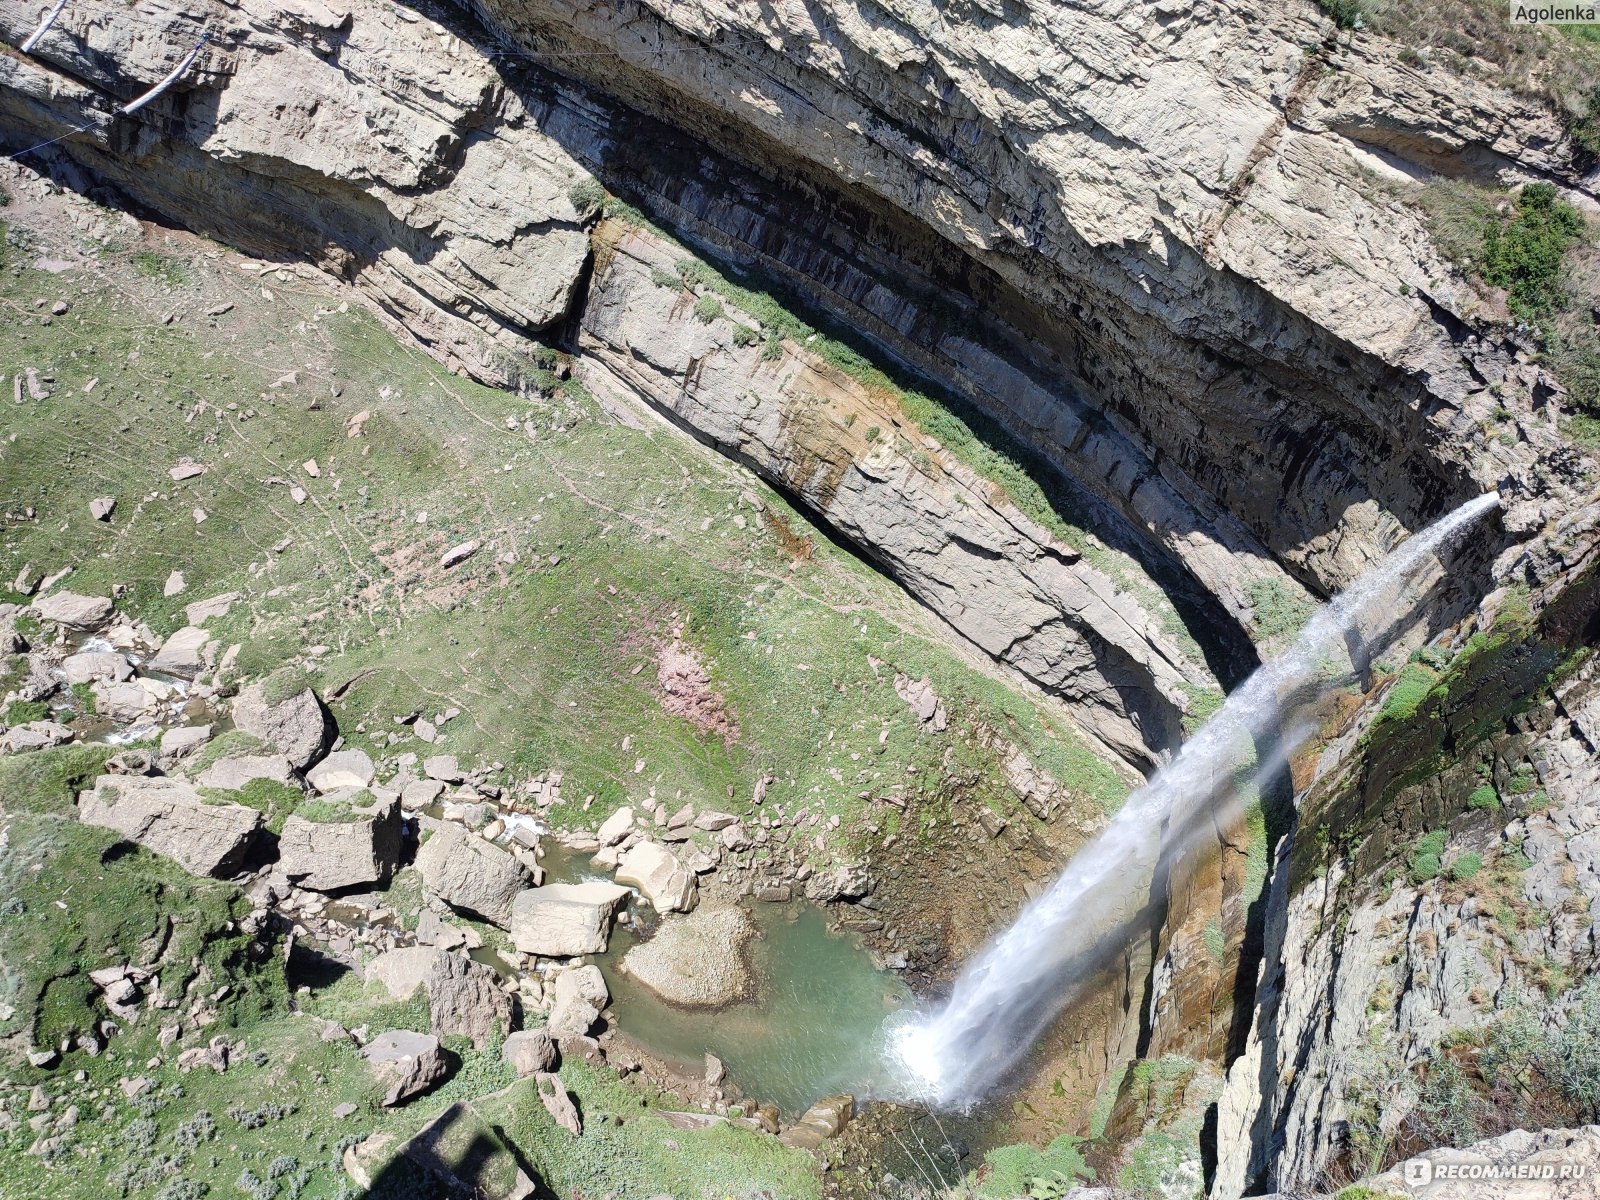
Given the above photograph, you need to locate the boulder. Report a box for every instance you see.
[426,954,514,1049]
[423,754,462,782]
[61,651,132,685]
[77,775,260,876]
[616,841,697,912]
[306,748,376,794]
[415,825,530,927]
[535,1072,581,1136]
[363,1030,449,1107]
[2,721,73,753]
[33,591,113,630]
[596,805,633,846]
[510,881,631,957]
[692,810,739,831]
[196,753,295,791]
[501,1030,557,1077]
[148,627,212,677]
[93,680,155,723]
[159,725,212,758]
[232,681,331,769]
[779,1094,854,1150]
[546,965,607,1039]
[278,793,403,891]
[618,906,754,1007]
[366,947,450,999]
[378,1102,539,1200]
[401,777,446,808]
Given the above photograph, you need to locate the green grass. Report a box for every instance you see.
[1450,851,1483,881]
[4,698,50,725]
[1409,829,1449,883]
[1467,784,1501,811]
[1376,662,1440,727]
[973,1133,1094,1197]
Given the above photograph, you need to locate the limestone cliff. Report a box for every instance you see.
[4,0,1600,1186]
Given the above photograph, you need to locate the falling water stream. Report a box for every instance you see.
[886,492,1501,1108]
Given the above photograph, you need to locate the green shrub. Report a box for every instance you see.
[692,295,725,324]
[566,178,605,218]
[1467,785,1501,811]
[1245,576,1315,640]
[977,1134,1095,1197]
[731,324,759,347]
[1482,183,1585,321]
[1319,0,1368,28]
[1410,829,1448,883]
[1450,852,1483,881]
[648,266,679,290]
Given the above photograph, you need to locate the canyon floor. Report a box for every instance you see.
[5,0,1600,1197]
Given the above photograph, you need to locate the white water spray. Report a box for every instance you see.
[887,493,1501,1108]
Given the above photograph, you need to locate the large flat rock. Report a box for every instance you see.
[415,824,529,928]
[277,793,402,891]
[509,881,631,957]
[618,905,754,1008]
[77,775,261,876]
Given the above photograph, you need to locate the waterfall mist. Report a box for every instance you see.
[884,493,1501,1109]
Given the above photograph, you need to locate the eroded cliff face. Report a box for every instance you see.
[1216,501,1600,1195]
[3,0,1599,1186]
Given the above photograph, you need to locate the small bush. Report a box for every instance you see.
[1410,829,1448,883]
[1319,0,1368,28]
[731,324,758,347]
[692,295,725,324]
[1246,576,1316,640]
[1467,785,1501,811]
[1450,852,1483,881]
[1482,183,1585,322]
[566,178,605,219]
[648,267,679,290]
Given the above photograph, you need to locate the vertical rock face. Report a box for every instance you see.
[1216,506,1600,1195]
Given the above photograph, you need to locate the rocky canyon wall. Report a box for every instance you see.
[5,0,1600,1187]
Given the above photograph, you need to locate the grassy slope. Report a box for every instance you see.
[0,189,1132,1194]
[0,207,1125,849]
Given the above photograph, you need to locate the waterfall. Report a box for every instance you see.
[885,493,1501,1109]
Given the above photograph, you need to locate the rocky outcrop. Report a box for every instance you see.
[415,825,531,927]
[277,793,403,891]
[231,683,332,770]
[615,840,697,913]
[618,905,753,1008]
[1215,504,1600,1196]
[8,0,1584,769]
[509,881,631,957]
[1362,1124,1600,1199]
[363,1030,450,1107]
[77,775,261,876]
[546,965,607,1039]
[32,591,113,630]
